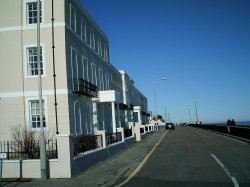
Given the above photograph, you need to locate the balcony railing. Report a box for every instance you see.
[72,78,98,98]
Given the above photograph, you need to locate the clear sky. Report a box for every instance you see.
[82,0,250,123]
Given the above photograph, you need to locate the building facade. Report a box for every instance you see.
[0,0,149,177]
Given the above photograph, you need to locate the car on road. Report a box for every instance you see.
[179,123,188,127]
[165,123,175,130]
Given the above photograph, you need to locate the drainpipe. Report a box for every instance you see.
[51,0,59,134]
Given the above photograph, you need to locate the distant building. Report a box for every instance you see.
[0,0,149,177]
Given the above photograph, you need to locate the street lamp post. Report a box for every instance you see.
[164,107,167,124]
[153,78,167,131]
[153,77,167,118]
[189,108,192,124]
[192,97,199,124]
[37,0,48,179]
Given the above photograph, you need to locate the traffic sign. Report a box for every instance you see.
[0,153,7,159]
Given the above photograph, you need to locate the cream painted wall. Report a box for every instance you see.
[0,0,70,141]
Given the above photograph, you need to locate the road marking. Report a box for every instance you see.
[211,154,239,187]
[115,130,169,187]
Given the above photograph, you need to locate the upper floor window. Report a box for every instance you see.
[99,69,104,90]
[74,101,82,136]
[105,73,110,90]
[26,1,42,24]
[70,4,76,32]
[104,44,109,62]
[81,18,87,41]
[90,29,95,50]
[71,47,78,79]
[82,56,89,81]
[26,46,44,77]
[91,63,97,86]
[97,38,103,56]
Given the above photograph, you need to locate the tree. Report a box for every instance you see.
[10,125,54,159]
[157,115,163,120]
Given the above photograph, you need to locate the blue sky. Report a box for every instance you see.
[82,0,250,123]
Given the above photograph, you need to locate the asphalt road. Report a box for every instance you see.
[125,127,250,187]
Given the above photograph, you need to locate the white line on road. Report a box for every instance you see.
[211,154,239,187]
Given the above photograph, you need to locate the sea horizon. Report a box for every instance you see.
[207,121,250,126]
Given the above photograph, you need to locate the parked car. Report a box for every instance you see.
[179,123,188,127]
[165,123,175,130]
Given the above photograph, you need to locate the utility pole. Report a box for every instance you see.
[194,100,198,123]
[153,78,167,118]
[37,0,47,179]
[164,107,167,123]
[153,85,157,118]
[189,108,192,124]
[192,97,199,124]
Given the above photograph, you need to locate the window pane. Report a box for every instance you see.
[32,121,36,128]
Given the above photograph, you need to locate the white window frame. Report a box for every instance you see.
[25,96,48,131]
[24,43,46,78]
[74,101,82,136]
[70,3,77,32]
[23,0,44,26]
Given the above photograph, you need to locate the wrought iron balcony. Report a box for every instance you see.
[72,78,98,98]
[119,103,128,110]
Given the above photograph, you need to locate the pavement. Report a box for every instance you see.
[2,129,167,187]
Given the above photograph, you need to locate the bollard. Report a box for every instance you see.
[134,123,141,142]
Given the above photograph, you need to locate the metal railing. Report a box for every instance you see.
[73,135,102,156]
[0,140,57,160]
[190,124,250,140]
[72,78,98,98]
[106,132,122,145]
[124,129,132,138]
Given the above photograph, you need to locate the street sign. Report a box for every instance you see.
[0,153,7,159]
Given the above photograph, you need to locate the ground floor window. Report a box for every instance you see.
[86,104,92,134]
[74,101,82,135]
[29,100,46,128]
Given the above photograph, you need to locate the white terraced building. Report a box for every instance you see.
[0,0,150,178]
